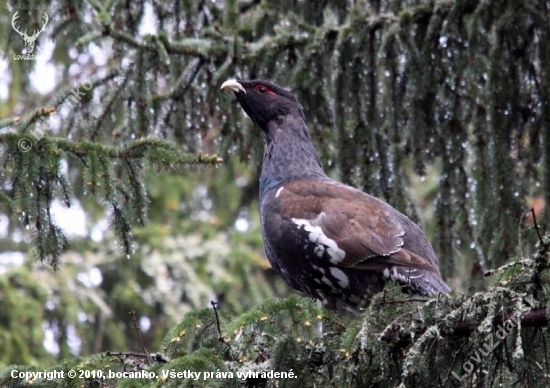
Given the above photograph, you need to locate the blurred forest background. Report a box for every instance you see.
[0,0,549,387]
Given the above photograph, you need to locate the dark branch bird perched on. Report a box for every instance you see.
[221,79,451,312]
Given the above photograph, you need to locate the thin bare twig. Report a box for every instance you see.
[129,310,150,365]
[210,301,228,345]
[106,351,149,359]
[531,207,544,245]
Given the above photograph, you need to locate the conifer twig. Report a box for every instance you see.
[373,296,431,306]
[129,310,150,365]
[530,207,544,245]
[106,351,149,358]
[105,351,169,363]
[210,301,228,345]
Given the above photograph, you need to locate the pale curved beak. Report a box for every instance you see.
[221,79,246,94]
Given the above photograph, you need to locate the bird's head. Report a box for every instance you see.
[221,79,305,134]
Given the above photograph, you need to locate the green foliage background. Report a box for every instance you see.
[0,0,549,387]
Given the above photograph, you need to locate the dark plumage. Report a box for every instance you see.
[221,79,451,311]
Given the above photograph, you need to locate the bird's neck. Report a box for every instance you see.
[259,118,327,197]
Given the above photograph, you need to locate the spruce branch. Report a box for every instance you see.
[109,201,133,256]
[99,26,228,58]
[149,58,205,103]
[379,307,549,349]
[18,107,56,131]
[75,30,103,48]
[0,131,222,264]
[0,116,21,129]
[0,191,15,213]
[90,71,132,141]
[45,69,120,111]
[53,137,223,166]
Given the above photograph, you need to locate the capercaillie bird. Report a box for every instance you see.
[221,79,451,312]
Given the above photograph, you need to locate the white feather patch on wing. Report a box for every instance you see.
[329,267,349,288]
[292,217,346,264]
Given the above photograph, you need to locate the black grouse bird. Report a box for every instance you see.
[221,79,451,311]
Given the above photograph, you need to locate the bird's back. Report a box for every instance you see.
[260,178,450,311]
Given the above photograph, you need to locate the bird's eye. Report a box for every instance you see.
[255,85,268,94]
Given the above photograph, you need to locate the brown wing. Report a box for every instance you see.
[279,180,436,272]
